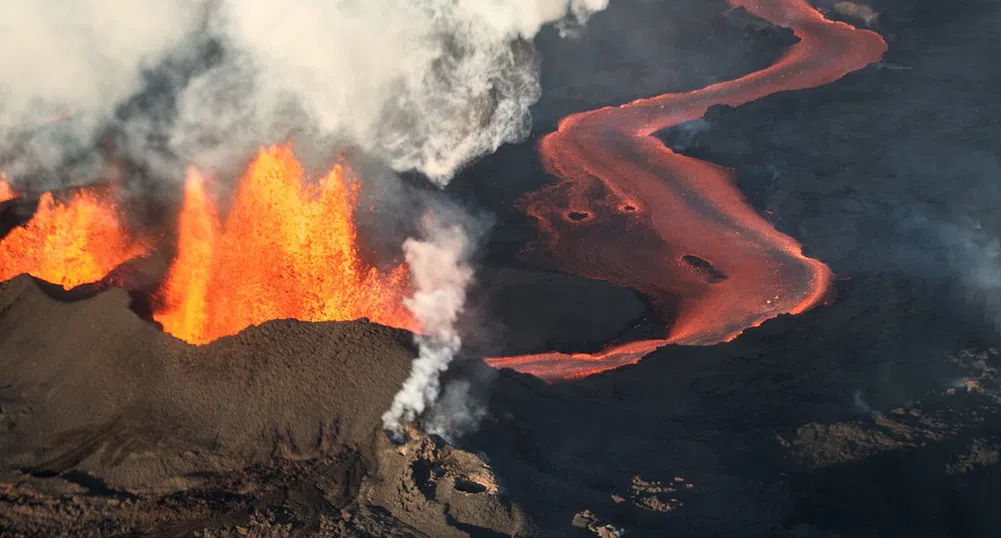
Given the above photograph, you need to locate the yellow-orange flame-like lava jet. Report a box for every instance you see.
[0,177,149,289]
[154,145,416,344]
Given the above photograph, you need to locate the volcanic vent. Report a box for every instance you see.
[0,145,417,345]
[153,145,416,344]
[0,179,149,290]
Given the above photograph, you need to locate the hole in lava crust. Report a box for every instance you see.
[682,255,729,284]
[566,211,590,222]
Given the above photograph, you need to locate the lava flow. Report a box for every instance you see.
[486,0,888,381]
[153,145,415,345]
[0,177,150,290]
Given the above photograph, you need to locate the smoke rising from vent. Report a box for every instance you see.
[424,380,487,442]
[0,0,608,186]
[382,213,478,434]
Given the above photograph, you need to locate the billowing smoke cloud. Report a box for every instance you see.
[0,0,609,187]
[1,0,609,437]
[209,0,609,184]
[382,213,478,434]
[0,0,203,183]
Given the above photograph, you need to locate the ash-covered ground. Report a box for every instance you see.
[4,0,1001,536]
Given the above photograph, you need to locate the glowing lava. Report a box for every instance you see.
[154,145,415,345]
[0,178,150,290]
[486,0,888,381]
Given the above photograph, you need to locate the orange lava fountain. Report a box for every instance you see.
[486,0,888,381]
[153,145,415,345]
[0,177,150,290]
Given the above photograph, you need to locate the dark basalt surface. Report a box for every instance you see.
[3,0,1001,536]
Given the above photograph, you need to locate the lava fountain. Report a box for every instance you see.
[486,0,888,381]
[0,177,150,290]
[153,145,415,345]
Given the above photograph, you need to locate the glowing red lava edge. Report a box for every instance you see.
[485,0,888,381]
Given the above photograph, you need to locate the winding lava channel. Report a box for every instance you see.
[485,0,887,381]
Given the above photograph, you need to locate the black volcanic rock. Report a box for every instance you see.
[462,267,653,356]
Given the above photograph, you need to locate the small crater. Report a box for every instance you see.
[453,476,488,494]
[410,459,437,498]
[567,211,590,222]
[622,205,637,212]
[682,255,728,284]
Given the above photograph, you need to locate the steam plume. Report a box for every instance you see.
[382,213,476,433]
[1,0,609,186]
[424,381,485,440]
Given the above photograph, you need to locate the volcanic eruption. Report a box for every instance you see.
[1,147,417,347]
[153,145,415,345]
[0,0,886,382]
[0,177,150,290]
[9,0,996,535]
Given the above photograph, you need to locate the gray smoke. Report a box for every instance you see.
[0,0,609,186]
[927,217,1001,328]
[382,213,477,434]
[424,380,487,442]
[0,0,610,438]
[0,0,203,183]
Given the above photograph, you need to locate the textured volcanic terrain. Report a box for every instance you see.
[0,274,414,487]
[457,0,1001,535]
[4,0,1001,536]
[0,275,529,536]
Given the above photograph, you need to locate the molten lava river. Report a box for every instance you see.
[0,0,887,382]
[485,0,887,380]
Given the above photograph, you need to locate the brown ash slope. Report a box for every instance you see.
[0,274,414,488]
[0,275,528,537]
